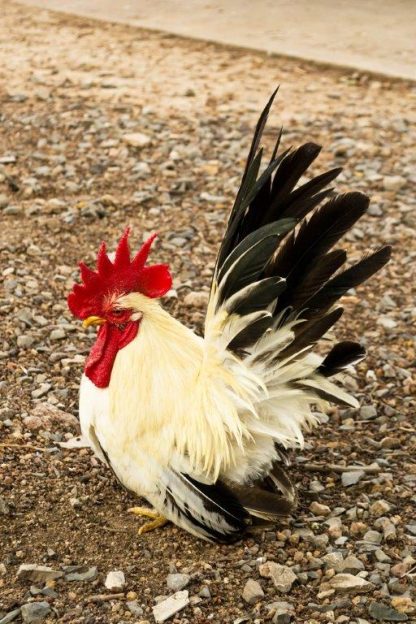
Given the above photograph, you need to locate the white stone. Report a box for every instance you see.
[341,470,365,487]
[377,316,397,329]
[166,573,190,591]
[310,502,331,516]
[123,132,151,148]
[50,328,66,340]
[328,573,374,594]
[153,590,189,623]
[323,552,344,572]
[259,562,297,593]
[104,570,125,590]
[242,578,264,604]
[382,175,406,192]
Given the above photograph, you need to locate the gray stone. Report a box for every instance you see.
[323,552,344,572]
[242,578,264,604]
[17,564,63,583]
[341,555,365,573]
[152,590,189,623]
[35,166,50,177]
[328,573,374,593]
[3,206,22,215]
[49,328,66,341]
[375,517,397,541]
[126,600,143,616]
[405,523,416,535]
[20,602,51,623]
[198,586,211,599]
[368,602,408,621]
[104,569,125,590]
[166,573,190,592]
[170,237,188,247]
[363,530,382,544]
[31,384,51,399]
[377,316,397,329]
[309,480,325,493]
[368,204,383,217]
[270,601,295,624]
[259,562,297,593]
[342,471,365,487]
[65,566,97,581]
[17,335,34,349]
[132,162,151,178]
[359,405,377,420]
[0,609,21,624]
[375,549,391,563]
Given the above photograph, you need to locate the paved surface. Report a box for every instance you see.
[18,0,416,81]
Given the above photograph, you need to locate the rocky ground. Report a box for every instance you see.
[0,2,415,623]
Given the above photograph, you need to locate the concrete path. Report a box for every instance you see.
[18,0,416,81]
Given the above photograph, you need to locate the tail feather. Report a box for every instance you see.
[265,142,322,222]
[269,192,370,309]
[233,485,295,521]
[318,341,366,377]
[203,90,390,520]
[232,461,297,522]
[304,246,392,317]
[279,167,342,219]
[287,249,347,310]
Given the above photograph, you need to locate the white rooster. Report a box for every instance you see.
[68,91,390,542]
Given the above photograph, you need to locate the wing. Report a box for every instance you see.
[153,462,296,543]
[156,468,249,543]
[205,89,391,487]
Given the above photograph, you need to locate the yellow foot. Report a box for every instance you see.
[127,506,168,535]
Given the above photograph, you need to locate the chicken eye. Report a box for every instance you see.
[112,309,124,316]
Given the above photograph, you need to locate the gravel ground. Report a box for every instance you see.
[1,2,415,623]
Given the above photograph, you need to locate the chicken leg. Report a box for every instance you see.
[128,506,168,535]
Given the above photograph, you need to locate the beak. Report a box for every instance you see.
[82,316,106,329]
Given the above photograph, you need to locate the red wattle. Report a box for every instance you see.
[85,321,139,388]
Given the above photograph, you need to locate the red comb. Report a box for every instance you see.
[68,228,172,319]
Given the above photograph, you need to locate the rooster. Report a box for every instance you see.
[68,91,391,543]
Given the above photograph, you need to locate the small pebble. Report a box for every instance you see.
[166,573,190,592]
[242,579,264,604]
[104,569,125,590]
[20,602,51,623]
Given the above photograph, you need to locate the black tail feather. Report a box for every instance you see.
[279,248,347,312]
[278,307,344,360]
[318,341,366,377]
[304,246,392,317]
[232,460,297,522]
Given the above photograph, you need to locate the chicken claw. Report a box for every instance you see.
[128,506,168,535]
